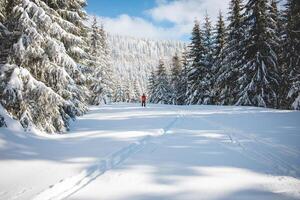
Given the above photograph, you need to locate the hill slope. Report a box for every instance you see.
[108,35,186,96]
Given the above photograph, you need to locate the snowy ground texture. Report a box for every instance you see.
[1,104,300,200]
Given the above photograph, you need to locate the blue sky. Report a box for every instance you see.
[85,0,230,41]
[86,0,157,19]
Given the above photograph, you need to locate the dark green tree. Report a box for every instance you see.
[212,11,227,104]
[282,0,300,109]
[216,0,244,105]
[186,20,206,105]
[170,53,182,105]
[151,60,171,104]
[236,0,280,108]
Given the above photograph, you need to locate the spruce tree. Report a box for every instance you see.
[98,24,115,103]
[201,14,214,104]
[216,0,244,105]
[236,0,280,108]
[186,20,206,105]
[148,70,156,103]
[283,0,300,110]
[86,17,105,105]
[170,54,182,105]
[132,79,141,102]
[177,48,189,105]
[151,60,171,104]
[113,81,125,102]
[0,0,5,22]
[213,11,227,104]
[214,11,226,61]
[269,0,285,108]
[0,0,89,133]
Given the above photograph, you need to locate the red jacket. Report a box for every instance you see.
[141,95,146,102]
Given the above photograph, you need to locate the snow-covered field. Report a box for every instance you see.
[0,104,300,200]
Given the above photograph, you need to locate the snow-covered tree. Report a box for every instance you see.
[148,70,156,103]
[216,0,244,105]
[213,11,227,104]
[0,0,5,22]
[108,34,185,103]
[186,17,214,105]
[0,0,90,133]
[170,54,182,105]
[268,0,286,108]
[186,20,206,105]
[177,48,189,105]
[48,0,89,64]
[85,17,105,105]
[151,60,171,104]
[113,81,125,102]
[124,81,139,103]
[282,0,300,110]
[201,14,214,104]
[235,0,280,108]
[132,79,141,102]
[97,24,115,103]
[0,64,72,132]
[203,14,214,69]
[214,11,226,61]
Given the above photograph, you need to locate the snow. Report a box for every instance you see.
[0,104,300,200]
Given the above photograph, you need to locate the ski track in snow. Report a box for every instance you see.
[197,116,300,178]
[3,105,299,200]
[9,188,32,200]
[32,112,183,200]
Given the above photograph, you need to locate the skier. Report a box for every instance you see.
[141,93,147,107]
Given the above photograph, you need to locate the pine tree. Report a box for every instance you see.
[201,14,214,105]
[148,70,156,103]
[0,0,89,133]
[283,0,300,110]
[213,11,227,104]
[0,0,5,22]
[235,0,280,108]
[186,20,206,105]
[48,0,89,64]
[45,0,90,112]
[132,79,141,102]
[203,13,214,68]
[177,48,189,105]
[0,0,16,23]
[170,54,182,105]
[151,60,171,104]
[113,81,125,102]
[98,24,115,103]
[86,17,105,105]
[214,11,227,61]
[269,0,285,108]
[270,0,282,34]
[216,0,244,105]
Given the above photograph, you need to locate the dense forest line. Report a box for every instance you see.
[149,0,300,110]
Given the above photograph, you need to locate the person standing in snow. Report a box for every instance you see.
[141,94,147,107]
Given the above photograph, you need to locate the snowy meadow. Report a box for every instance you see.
[1,104,300,199]
[0,0,300,199]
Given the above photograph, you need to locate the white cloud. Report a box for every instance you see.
[147,0,230,37]
[89,0,231,41]
[92,14,184,40]
[149,0,230,24]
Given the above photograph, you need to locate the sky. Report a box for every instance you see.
[86,0,233,41]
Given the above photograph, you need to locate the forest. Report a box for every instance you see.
[0,0,299,134]
[149,0,300,110]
